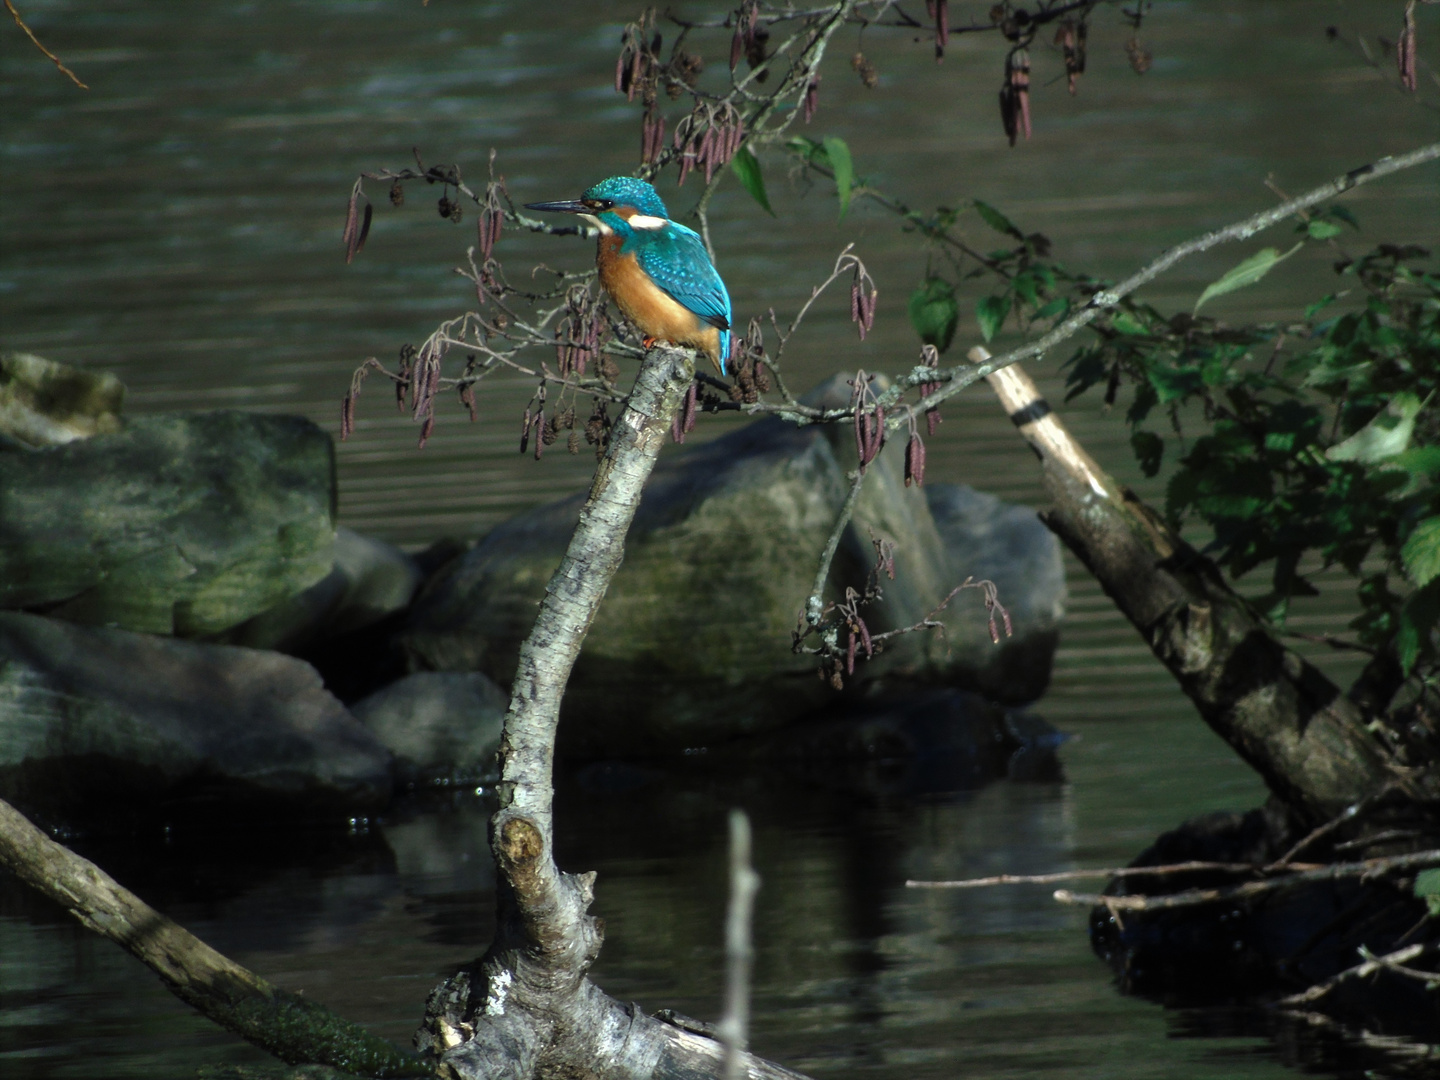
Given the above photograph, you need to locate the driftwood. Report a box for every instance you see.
[0,797,430,1077]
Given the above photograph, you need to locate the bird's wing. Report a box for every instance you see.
[631,221,732,332]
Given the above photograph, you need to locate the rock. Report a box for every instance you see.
[925,484,1065,702]
[0,352,124,449]
[400,376,1065,754]
[223,527,422,653]
[0,410,336,637]
[350,672,507,788]
[0,611,394,826]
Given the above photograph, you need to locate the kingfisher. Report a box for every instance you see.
[525,177,733,375]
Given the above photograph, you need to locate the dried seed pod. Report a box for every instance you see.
[520,407,532,454]
[342,183,372,264]
[437,194,453,220]
[671,407,685,444]
[846,628,857,675]
[682,380,698,433]
[568,431,580,455]
[936,0,949,51]
[1398,2,1418,92]
[341,394,355,441]
[753,359,771,394]
[803,75,821,123]
[858,616,873,659]
[418,412,434,449]
[730,19,744,70]
[459,382,477,422]
[851,52,878,89]
[389,180,405,206]
[904,431,926,487]
[1125,36,1152,75]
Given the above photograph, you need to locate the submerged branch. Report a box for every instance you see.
[0,798,430,1077]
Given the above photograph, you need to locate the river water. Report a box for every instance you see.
[2,1,1437,1076]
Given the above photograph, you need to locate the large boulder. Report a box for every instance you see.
[0,611,394,825]
[400,377,1064,754]
[0,410,336,637]
[221,527,423,653]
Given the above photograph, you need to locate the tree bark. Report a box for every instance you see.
[416,344,812,1079]
[975,350,1426,825]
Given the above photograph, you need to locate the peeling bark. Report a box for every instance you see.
[977,352,1425,825]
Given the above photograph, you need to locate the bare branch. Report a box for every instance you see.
[1052,849,1440,912]
[5,0,87,89]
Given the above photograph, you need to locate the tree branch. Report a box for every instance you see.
[0,798,430,1077]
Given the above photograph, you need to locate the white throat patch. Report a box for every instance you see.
[578,212,613,236]
[627,214,668,230]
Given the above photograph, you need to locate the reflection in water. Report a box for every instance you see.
[2,714,1290,1079]
[2,1,1435,1077]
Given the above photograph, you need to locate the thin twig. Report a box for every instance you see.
[5,0,87,88]
[1052,848,1440,912]
[1270,783,1397,868]
[905,859,1323,890]
[1274,943,1432,1005]
[719,809,761,1080]
[804,467,868,628]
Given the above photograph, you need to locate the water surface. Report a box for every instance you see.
[2,1,1437,1076]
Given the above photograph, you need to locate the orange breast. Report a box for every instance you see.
[597,236,721,365]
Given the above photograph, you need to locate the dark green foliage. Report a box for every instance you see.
[1063,243,1440,671]
[908,276,959,352]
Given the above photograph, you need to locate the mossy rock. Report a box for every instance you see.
[0,410,336,637]
[401,377,1065,753]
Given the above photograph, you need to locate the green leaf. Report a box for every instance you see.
[1193,242,1305,314]
[822,136,854,220]
[1415,868,1440,916]
[1307,219,1343,241]
[976,295,1011,343]
[1403,517,1440,588]
[1131,431,1164,478]
[908,276,960,353]
[1304,293,1338,320]
[1327,391,1428,463]
[1035,296,1070,320]
[974,200,1024,239]
[1397,579,1440,675]
[1112,311,1148,336]
[1147,364,1204,405]
[729,146,775,216]
[1326,205,1360,230]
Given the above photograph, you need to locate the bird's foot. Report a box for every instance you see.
[641,335,659,350]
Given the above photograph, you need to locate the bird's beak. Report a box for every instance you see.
[523,199,588,214]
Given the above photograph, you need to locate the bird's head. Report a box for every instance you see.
[525,176,670,235]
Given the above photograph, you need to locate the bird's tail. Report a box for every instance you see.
[717,328,732,377]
